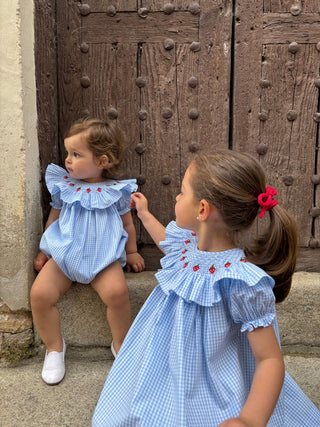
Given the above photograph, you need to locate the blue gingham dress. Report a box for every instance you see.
[40,164,137,283]
[93,221,320,426]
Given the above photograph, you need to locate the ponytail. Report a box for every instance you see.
[245,205,298,302]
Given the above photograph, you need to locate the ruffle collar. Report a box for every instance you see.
[155,221,274,306]
[45,163,137,210]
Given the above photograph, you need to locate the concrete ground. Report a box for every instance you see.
[1,271,319,426]
[0,347,319,427]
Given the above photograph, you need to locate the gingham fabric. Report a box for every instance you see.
[40,164,137,283]
[93,221,320,426]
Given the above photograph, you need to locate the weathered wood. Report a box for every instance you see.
[35,0,319,269]
[142,1,190,11]
[140,43,180,242]
[262,14,320,44]
[259,44,318,246]
[56,0,83,153]
[114,44,141,237]
[233,0,263,155]
[263,1,319,13]
[81,44,118,119]
[83,12,199,44]
[176,44,200,174]
[87,1,137,12]
[199,1,233,153]
[34,0,59,223]
[296,248,320,272]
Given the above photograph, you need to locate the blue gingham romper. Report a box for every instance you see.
[40,163,137,283]
[92,221,320,426]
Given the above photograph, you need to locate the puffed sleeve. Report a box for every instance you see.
[159,221,196,255]
[115,179,137,215]
[50,193,63,210]
[228,277,276,332]
[45,164,65,210]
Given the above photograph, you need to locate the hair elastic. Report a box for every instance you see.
[257,186,278,218]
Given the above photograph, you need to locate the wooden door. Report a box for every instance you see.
[233,0,320,268]
[36,0,233,268]
[35,0,320,270]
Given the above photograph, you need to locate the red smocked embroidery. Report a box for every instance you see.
[209,265,216,274]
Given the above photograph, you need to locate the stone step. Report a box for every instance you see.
[53,271,320,354]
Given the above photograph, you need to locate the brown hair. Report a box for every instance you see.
[66,118,126,178]
[190,151,298,303]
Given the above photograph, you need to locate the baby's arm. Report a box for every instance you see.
[33,207,61,272]
[121,211,145,273]
[130,192,165,251]
[219,325,285,427]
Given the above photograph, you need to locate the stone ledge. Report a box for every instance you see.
[39,271,320,352]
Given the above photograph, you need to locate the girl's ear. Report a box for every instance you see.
[98,155,110,169]
[198,199,211,221]
[198,199,219,222]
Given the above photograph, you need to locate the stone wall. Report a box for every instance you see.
[0,0,40,360]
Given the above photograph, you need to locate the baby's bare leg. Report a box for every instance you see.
[30,259,72,353]
[91,261,131,354]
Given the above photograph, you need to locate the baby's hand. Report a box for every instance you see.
[33,251,48,272]
[130,192,149,218]
[126,252,145,273]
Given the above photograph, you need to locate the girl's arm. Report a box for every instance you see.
[33,207,61,272]
[130,192,165,252]
[121,210,145,272]
[219,325,285,427]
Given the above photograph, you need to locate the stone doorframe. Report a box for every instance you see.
[0,0,40,358]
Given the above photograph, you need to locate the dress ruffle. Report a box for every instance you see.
[156,221,275,307]
[45,163,137,210]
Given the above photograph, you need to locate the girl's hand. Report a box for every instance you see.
[219,418,250,427]
[33,251,48,272]
[126,252,145,273]
[130,192,149,219]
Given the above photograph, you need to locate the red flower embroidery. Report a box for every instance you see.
[180,256,186,261]
[183,262,189,268]
[182,249,188,254]
[64,176,68,179]
[240,257,247,263]
[224,262,231,268]
[184,239,191,244]
[191,232,196,236]
[69,183,74,187]
[97,188,101,192]
[76,187,81,192]
[209,265,216,274]
[86,188,91,193]
[193,265,200,272]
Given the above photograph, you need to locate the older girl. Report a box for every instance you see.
[31,118,144,385]
[93,151,319,426]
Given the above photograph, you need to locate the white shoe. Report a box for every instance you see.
[111,341,117,358]
[41,340,66,385]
